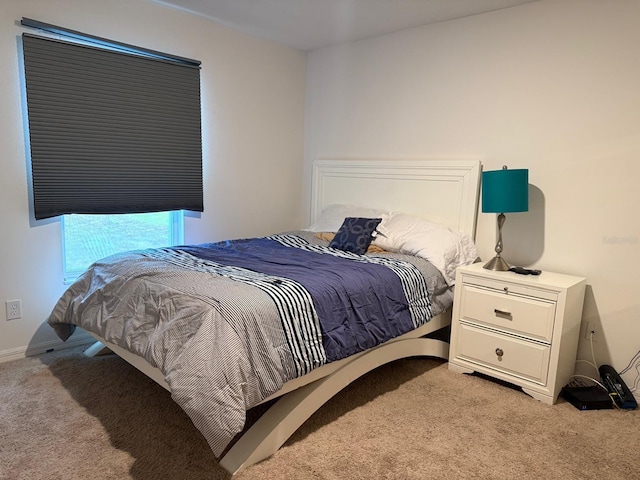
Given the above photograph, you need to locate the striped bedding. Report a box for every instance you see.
[47,231,451,457]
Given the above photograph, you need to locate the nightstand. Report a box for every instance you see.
[448,263,586,405]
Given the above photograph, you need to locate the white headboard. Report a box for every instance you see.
[311,159,482,238]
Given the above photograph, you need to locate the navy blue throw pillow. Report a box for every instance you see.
[329,217,382,255]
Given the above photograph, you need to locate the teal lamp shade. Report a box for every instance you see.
[482,168,529,213]
[481,167,529,271]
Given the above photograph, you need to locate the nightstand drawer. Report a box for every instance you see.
[462,275,559,302]
[460,285,556,342]
[455,324,550,385]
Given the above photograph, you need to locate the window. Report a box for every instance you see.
[19,19,201,282]
[63,211,184,282]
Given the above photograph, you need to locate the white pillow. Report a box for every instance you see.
[373,213,478,285]
[306,204,389,232]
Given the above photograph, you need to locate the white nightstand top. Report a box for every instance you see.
[456,263,586,290]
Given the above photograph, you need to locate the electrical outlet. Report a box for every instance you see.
[6,299,22,320]
[584,321,598,342]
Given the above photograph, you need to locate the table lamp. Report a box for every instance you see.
[481,166,529,271]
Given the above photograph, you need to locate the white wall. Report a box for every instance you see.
[304,0,640,391]
[0,0,306,359]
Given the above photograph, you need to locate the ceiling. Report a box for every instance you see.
[152,0,539,51]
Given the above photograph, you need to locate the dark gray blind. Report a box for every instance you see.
[22,32,203,220]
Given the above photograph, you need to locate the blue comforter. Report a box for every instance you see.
[179,235,431,364]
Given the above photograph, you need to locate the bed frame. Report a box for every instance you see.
[85,158,482,474]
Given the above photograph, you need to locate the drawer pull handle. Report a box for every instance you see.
[494,308,512,320]
[495,348,504,358]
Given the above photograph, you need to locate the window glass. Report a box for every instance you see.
[63,211,183,282]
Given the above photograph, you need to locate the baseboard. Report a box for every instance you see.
[0,332,95,364]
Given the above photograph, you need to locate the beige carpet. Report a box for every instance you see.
[0,345,638,480]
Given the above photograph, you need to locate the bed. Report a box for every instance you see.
[47,158,481,474]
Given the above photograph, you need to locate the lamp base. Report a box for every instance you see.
[483,255,510,271]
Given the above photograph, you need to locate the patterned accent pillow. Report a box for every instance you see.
[328,217,382,255]
[315,232,387,253]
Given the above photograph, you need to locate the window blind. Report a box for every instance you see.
[21,28,203,220]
